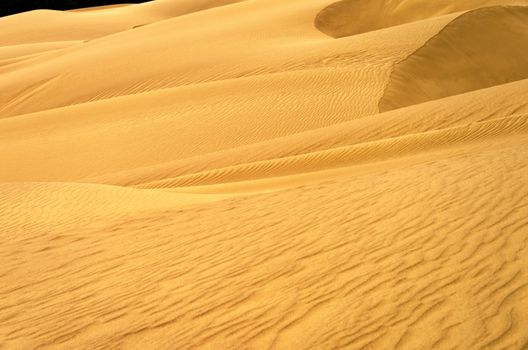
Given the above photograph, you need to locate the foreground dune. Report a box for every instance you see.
[1,0,528,349]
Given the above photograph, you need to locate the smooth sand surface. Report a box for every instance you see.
[1,0,528,349]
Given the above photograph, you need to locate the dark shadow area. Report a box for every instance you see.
[1,0,152,17]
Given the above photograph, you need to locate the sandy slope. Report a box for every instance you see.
[315,0,528,37]
[1,0,528,349]
[379,5,528,111]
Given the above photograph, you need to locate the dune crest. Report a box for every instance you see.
[314,0,528,38]
[379,5,528,111]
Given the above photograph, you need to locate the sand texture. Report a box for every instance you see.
[1,0,528,349]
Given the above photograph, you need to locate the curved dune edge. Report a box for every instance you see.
[314,0,528,38]
[135,113,528,188]
[0,182,227,233]
[379,5,528,111]
[0,0,248,45]
[68,4,134,12]
[76,78,528,188]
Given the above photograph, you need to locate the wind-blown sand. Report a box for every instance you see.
[1,0,528,349]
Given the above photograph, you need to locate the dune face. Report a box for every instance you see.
[314,0,528,37]
[2,0,528,349]
[379,5,528,111]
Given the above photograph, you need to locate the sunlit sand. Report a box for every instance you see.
[1,0,528,348]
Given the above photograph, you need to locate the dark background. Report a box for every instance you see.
[1,0,151,17]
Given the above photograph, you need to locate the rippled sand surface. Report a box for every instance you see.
[1,0,528,348]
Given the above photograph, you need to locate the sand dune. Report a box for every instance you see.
[0,0,450,119]
[1,0,528,349]
[69,4,134,12]
[315,0,528,37]
[380,5,528,111]
[0,0,246,45]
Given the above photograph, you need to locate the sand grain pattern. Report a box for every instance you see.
[1,0,528,349]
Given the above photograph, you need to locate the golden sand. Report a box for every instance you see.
[1,0,528,348]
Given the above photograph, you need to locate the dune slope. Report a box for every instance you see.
[1,0,528,349]
[314,0,528,37]
[379,5,528,111]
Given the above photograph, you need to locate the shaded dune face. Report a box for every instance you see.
[379,6,528,111]
[314,0,528,38]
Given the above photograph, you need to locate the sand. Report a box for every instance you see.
[1,0,528,349]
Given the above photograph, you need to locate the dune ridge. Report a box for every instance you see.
[1,0,528,349]
[379,5,528,111]
[314,0,528,38]
[136,114,528,188]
